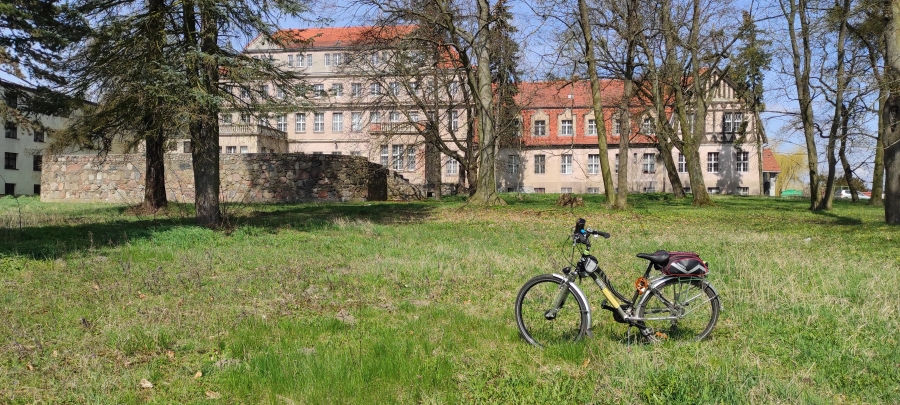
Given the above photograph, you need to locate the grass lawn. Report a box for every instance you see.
[0,194,898,404]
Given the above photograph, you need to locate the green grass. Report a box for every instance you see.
[1,194,898,403]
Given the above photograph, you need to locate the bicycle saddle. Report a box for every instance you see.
[636,250,670,266]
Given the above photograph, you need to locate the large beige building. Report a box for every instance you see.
[1,81,72,196]
[235,26,779,196]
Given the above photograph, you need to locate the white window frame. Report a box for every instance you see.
[406,146,416,171]
[351,112,362,131]
[295,113,306,133]
[446,157,459,175]
[587,119,597,136]
[534,154,546,174]
[561,154,573,175]
[588,154,600,175]
[332,113,343,132]
[560,119,573,136]
[707,152,719,173]
[507,155,519,174]
[331,83,343,97]
[678,154,687,173]
[534,120,546,136]
[276,114,287,132]
[380,145,389,166]
[642,153,656,174]
[351,83,362,97]
[314,113,325,133]
[450,110,459,131]
[735,149,749,172]
[392,145,404,171]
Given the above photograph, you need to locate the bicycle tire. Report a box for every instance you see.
[515,274,589,347]
[635,277,720,341]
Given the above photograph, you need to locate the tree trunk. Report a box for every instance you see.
[883,0,900,224]
[467,0,504,206]
[577,0,616,206]
[144,125,167,209]
[657,135,683,197]
[872,91,886,206]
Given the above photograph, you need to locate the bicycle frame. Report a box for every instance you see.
[551,246,719,332]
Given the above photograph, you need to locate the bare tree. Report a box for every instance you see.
[884,0,900,223]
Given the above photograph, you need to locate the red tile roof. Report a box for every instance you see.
[265,26,415,50]
[762,148,780,172]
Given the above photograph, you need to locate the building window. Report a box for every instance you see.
[738,187,749,195]
[642,153,656,174]
[389,111,401,123]
[678,154,687,173]
[614,154,619,173]
[240,113,250,124]
[390,82,401,96]
[561,154,573,174]
[287,54,294,67]
[240,146,249,153]
[295,113,306,133]
[449,81,459,96]
[258,115,267,126]
[644,182,657,193]
[560,119,573,136]
[370,83,381,95]
[4,183,14,195]
[313,84,325,98]
[707,152,719,173]
[332,113,343,132]
[588,154,600,175]
[332,151,341,155]
[259,84,268,97]
[406,146,416,171]
[534,188,546,194]
[614,116,621,136]
[534,154,546,174]
[587,119,596,136]
[587,187,600,194]
[735,149,749,172]
[32,155,42,171]
[351,83,362,97]
[226,146,236,153]
[314,113,325,133]
[33,184,40,194]
[707,187,721,194]
[409,111,419,122]
[351,112,362,131]
[324,53,332,66]
[370,111,382,123]
[276,86,285,99]
[446,157,459,175]
[240,88,250,100]
[5,122,17,139]
[561,187,573,193]
[331,83,343,97]
[306,54,313,67]
[380,145,389,166]
[507,155,519,174]
[392,145,404,170]
[222,113,233,125]
[34,130,44,143]
[4,152,16,169]
[723,112,743,133]
[450,110,459,131]
[534,120,546,136]
[641,116,654,134]
[182,141,191,153]
[276,114,287,132]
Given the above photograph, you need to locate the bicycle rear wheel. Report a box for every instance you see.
[635,277,720,341]
[515,274,589,347]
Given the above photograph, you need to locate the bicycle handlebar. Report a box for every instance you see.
[573,218,610,242]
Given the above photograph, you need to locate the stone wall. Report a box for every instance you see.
[40,153,420,204]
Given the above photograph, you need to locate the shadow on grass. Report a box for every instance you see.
[810,208,864,225]
[0,200,435,260]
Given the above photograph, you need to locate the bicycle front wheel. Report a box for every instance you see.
[515,274,589,347]
[635,277,720,341]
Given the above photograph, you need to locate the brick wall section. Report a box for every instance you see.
[40,153,419,203]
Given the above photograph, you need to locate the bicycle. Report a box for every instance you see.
[514,218,721,347]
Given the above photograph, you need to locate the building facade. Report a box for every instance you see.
[238,27,778,196]
[1,82,72,196]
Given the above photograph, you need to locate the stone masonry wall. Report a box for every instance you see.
[39,153,414,204]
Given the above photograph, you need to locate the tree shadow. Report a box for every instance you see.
[0,201,435,260]
[809,209,864,226]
